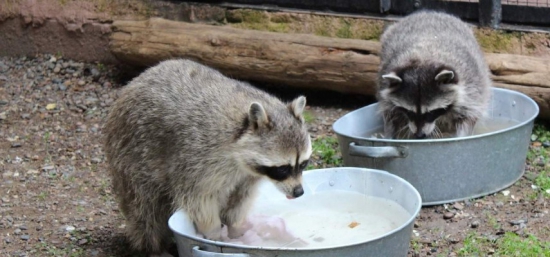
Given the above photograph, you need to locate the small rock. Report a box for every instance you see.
[443,212,455,219]
[42,165,55,171]
[453,203,464,210]
[471,220,480,228]
[509,219,527,225]
[91,68,100,78]
[0,112,6,120]
[20,235,30,241]
[0,62,9,73]
[27,169,39,175]
[78,80,85,86]
[4,237,11,244]
[543,141,550,147]
[65,225,76,232]
[53,66,61,73]
[58,84,67,91]
[21,113,30,119]
[2,197,9,203]
[91,158,101,164]
[78,238,88,245]
[502,190,510,196]
[14,228,22,235]
[19,225,27,230]
[11,142,22,148]
[46,103,57,110]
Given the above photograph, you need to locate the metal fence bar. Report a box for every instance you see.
[479,0,502,28]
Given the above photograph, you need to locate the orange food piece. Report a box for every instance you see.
[348,221,360,228]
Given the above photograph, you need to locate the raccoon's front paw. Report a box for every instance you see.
[227,220,253,239]
[201,225,224,241]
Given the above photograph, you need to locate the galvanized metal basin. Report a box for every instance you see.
[333,88,539,206]
[168,167,422,257]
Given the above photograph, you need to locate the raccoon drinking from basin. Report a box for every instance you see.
[103,59,312,257]
[376,11,492,139]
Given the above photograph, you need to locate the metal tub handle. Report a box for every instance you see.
[349,142,408,158]
[192,246,251,257]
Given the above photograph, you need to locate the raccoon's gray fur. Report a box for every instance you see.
[103,59,312,256]
[377,10,492,139]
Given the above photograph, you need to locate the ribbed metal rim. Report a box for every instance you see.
[332,87,540,144]
[168,167,422,251]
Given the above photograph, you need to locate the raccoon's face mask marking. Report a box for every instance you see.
[240,96,312,199]
[395,105,451,138]
[254,159,309,199]
[380,66,458,139]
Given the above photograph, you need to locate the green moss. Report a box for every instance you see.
[474,29,520,53]
[226,9,269,24]
[335,18,352,38]
[270,13,293,23]
[233,22,290,33]
[354,21,384,41]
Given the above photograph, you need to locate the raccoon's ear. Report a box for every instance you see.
[289,96,306,119]
[435,70,455,84]
[381,72,402,85]
[249,102,269,128]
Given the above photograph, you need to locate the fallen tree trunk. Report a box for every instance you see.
[110,18,550,118]
[110,18,381,95]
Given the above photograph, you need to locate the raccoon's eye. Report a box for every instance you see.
[256,165,292,181]
[395,107,416,119]
[298,160,309,170]
[276,165,292,175]
[424,108,449,122]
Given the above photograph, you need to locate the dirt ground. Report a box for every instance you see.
[1,54,549,257]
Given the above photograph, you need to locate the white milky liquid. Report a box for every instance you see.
[239,189,411,249]
[367,117,519,139]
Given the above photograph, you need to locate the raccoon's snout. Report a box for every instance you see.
[292,185,304,198]
[414,131,427,139]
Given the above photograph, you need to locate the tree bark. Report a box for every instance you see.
[110,18,550,118]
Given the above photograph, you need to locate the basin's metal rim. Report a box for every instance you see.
[333,88,540,143]
[168,167,422,251]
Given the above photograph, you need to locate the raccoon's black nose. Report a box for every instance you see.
[414,132,427,139]
[292,186,304,198]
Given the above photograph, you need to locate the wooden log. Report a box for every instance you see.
[110,18,550,118]
[110,18,381,95]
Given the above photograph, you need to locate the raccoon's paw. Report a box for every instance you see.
[202,225,224,241]
[227,220,253,239]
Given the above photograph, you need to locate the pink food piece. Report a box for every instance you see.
[209,214,309,247]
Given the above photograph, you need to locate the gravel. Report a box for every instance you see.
[1,54,549,257]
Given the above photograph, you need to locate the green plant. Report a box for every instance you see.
[311,136,342,167]
[302,110,315,124]
[458,232,491,256]
[37,191,48,201]
[486,212,501,230]
[534,170,550,197]
[495,232,550,257]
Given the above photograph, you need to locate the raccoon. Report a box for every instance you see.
[377,10,492,139]
[103,59,312,256]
